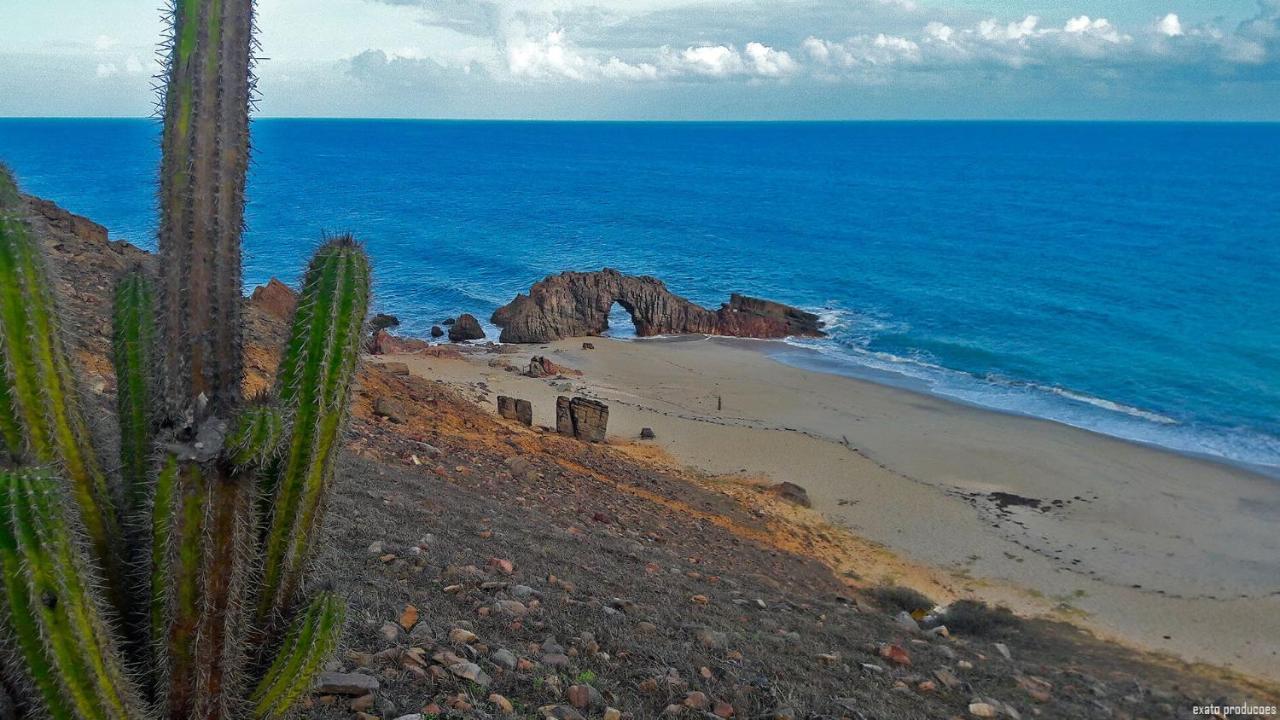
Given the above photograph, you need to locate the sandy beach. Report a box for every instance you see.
[380,335,1280,682]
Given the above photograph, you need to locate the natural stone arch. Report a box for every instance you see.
[490,268,825,343]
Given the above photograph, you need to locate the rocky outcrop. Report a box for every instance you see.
[497,396,534,426]
[249,278,297,321]
[449,313,485,342]
[490,269,824,343]
[556,396,608,443]
[527,356,582,379]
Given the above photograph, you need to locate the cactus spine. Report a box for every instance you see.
[257,237,370,624]
[249,592,345,720]
[158,0,254,421]
[0,181,124,613]
[0,1,373,717]
[111,271,156,521]
[0,468,147,720]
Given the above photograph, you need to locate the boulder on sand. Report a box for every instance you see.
[449,313,485,342]
[556,396,608,443]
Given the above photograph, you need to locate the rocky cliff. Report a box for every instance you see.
[490,269,825,343]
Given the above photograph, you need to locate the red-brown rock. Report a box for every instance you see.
[491,269,825,343]
[249,278,297,321]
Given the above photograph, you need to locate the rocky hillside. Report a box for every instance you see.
[23,191,1279,720]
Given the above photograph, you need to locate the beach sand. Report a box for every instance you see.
[380,335,1280,682]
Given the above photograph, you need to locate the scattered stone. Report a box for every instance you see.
[373,397,406,423]
[381,361,410,376]
[351,694,375,712]
[691,594,710,605]
[895,611,922,633]
[489,694,514,715]
[399,604,419,631]
[928,625,951,639]
[488,557,515,574]
[379,621,402,643]
[567,684,603,710]
[693,626,727,649]
[1017,675,1053,703]
[493,600,527,617]
[315,672,379,696]
[765,481,811,508]
[640,427,656,440]
[969,702,998,718]
[879,644,911,666]
[368,541,384,555]
[448,661,491,687]
[491,648,517,669]
[527,355,582,378]
[713,701,734,718]
[542,653,571,668]
[448,313,485,342]
[683,692,708,710]
[603,708,622,720]
[994,642,1012,661]
[817,652,840,664]
[449,628,478,645]
[582,342,595,350]
[933,668,962,690]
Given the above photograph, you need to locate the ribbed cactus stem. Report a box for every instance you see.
[249,592,345,720]
[0,189,123,611]
[158,458,255,720]
[157,0,255,422]
[227,404,285,470]
[0,468,147,720]
[256,238,369,624]
[111,270,157,521]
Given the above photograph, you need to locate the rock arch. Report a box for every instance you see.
[490,269,825,344]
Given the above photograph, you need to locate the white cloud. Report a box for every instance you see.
[95,62,119,78]
[1157,13,1183,38]
[676,45,743,77]
[93,35,119,52]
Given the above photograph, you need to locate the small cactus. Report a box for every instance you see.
[0,1,376,717]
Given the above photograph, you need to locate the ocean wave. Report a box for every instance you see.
[780,307,1280,474]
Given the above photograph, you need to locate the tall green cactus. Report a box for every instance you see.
[0,1,378,718]
[0,176,124,614]
[158,0,254,422]
[258,236,370,625]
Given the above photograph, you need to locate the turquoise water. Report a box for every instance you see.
[1,119,1277,473]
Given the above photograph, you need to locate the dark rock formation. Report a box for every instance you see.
[431,325,444,338]
[497,396,517,420]
[640,427,656,440]
[766,482,812,508]
[449,313,485,342]
[370,313,400,333]
[490,269,825,343]
[497,396,534,427]
[249,278,297,321]
[556,396,573,436]
[369,330,431,355]
[515,399,533,427]
[527,355,582,379]
[556,396,608,443]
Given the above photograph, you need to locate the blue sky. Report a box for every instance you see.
[1,0,1277,119]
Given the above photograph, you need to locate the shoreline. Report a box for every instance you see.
[379,334,1280,682]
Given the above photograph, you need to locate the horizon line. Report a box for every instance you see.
[2,116,1279,124]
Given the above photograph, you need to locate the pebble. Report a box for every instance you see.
[994,642,1012,661]
[603,709,622,720]
[491,648,518,669]
[879,643,911,666]
[449,628,478,645]
[399,604,419,631]
[379,622,402,643]
[540,705,586,720]
[447,661,492,687]
[969,703,999,718]
[314,672,379,696]
[351,694,375,712]
[489,693,514,715]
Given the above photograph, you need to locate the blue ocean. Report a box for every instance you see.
[1,119,1277,474]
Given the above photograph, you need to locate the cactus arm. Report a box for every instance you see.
[148,456,178,658]
[157,0,254,421]
[249,592,345,720]
[0,333,21,461]
[0,471,77,719]
[227,405,284,470]
[1,468,146,720]
[0,198,123,612]
[256,239,369,623]
[111,271,157,521]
